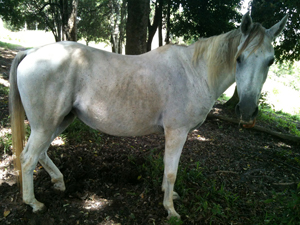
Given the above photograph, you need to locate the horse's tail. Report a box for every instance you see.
[9,51,28,187]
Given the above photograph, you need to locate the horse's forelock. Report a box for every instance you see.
[235,23,266,60]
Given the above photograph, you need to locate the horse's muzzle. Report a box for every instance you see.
[235,103,258,128]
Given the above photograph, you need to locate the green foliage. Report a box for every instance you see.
[259,91,274,110]
[218,94,231,103]
[169,0,242,42]
[77,0,112,45]
[0,0,27,30]
[0,0,80,41]
[251,0,300,62]
[270,61,300,91]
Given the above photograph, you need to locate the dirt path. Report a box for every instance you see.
[0,47,299,224]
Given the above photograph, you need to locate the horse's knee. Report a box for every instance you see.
[166,173,176,184]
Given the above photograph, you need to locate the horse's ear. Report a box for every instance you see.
[241,12,253,35]
[266,15,288,39]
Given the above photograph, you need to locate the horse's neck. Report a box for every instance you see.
[212,70,235,100]
[186,44,235,101]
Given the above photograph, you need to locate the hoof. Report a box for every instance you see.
[32,202,47,213]
[53,182,66,192]
[173,191,180,200]
[167,213,181,220]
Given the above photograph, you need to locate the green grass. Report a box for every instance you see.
[135,150,241,224]
[264,184,300,224]
[0,40,24,50]
[0,83,10,154]
[0,128,12,154]
[218,90,300,138]
[257,108,300,137]
[136,149,300,224]
[61,118,102,144]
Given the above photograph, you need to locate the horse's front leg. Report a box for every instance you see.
[162,128,188,219]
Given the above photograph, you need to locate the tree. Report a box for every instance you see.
[77,0,111,46]
[110,0,127,53]
[250,0,300,62]
[147,0,163,51]
[0,0,26,31]
[0,0,78,42]
[125,0,149,55]
[169,0,242,42]
[65,0,78,41]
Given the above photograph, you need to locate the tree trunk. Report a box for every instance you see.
[207,113,300,143]
[67,0,78,41]
[165,0,171,44]
[147,0,163,52]
[125,0,149,55]
[111,34,116,53]
[61,0,78,41]
[159,16,163,47]
[61,0,68,41]
[111,1,120,53]
[118,0,127,54]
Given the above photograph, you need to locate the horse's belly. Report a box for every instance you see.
[74,103,163,136]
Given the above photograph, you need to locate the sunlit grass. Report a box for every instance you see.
[0,41,23,50]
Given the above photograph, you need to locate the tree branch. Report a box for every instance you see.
[39,3,61,12]
[207,113,300,143]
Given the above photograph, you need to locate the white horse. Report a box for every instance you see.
[9,13,287,219]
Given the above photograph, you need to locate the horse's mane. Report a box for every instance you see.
[192,23,266,86]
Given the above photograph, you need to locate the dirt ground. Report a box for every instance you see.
[0,47,299,225]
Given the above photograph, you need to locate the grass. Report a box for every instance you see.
[264,185,300,224]
[62,118,102,144]
[0,81,10,154]
[135,149,300,224]
[135,150,240,224]
[257,109,300,137]
[0,40,24,50]
[219,86,300,138]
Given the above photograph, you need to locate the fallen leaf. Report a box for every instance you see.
[4,210,10,217]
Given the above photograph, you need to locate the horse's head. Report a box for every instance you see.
[235,13,288,127]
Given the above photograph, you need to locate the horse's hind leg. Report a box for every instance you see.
[38,113,76,192]
[21,130,54,212]
[22,114,75,212]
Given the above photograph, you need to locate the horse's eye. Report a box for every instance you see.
[268,58,275,67]
[236,56,242,63]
